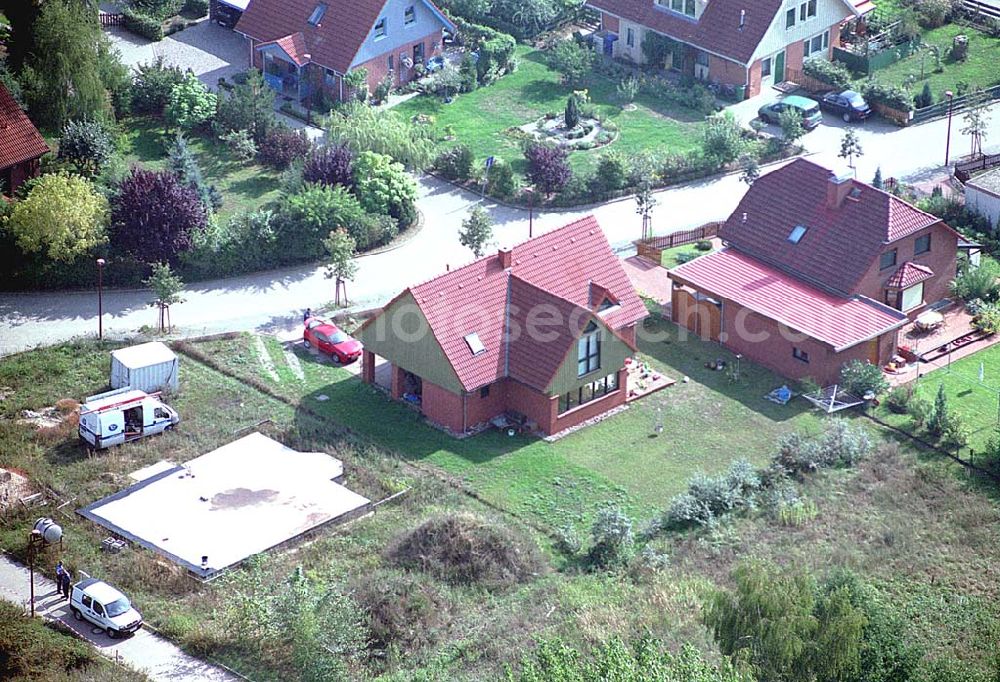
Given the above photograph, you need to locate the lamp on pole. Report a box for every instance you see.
[96,258,106,340]
[526,186,535,239]
[944,90,954,166]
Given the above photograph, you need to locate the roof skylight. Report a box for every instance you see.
[464,332,486,355]
[787,225,807,244]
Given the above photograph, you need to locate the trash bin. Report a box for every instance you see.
[734,85,746,101]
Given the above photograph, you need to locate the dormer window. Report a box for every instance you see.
[307,3,326,26]
[464,332,485,355]
[663,0,695,17]
[404,5,415,25]
[787,225,807,244]
[374,17,387,38]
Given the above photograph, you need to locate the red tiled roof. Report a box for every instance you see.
[0,84,48,172]
[886,262,934,289]
[719,159,941,295]
[589,0,780,65]
[236,0,452,74]
[258,32,310,66]
[365,215,647,392]
[670,249,907,351]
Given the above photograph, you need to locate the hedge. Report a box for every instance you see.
[122,8,164,41]
[861,79,914,112]
[184,0,209,16]
[802,58,852,90]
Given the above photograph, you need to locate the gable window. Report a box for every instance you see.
[880,249,897,270]
[792,347,810,363]
[671,0,683,11]
[404,5,415,25]
[324,67,336,85]
[761,57,772,77]
[915,234,931,255]
[374,17,387,38]
[901,282,924,311]
[307,3,327,26]
[786,8,796,29]
[787,225,807,243]
[808,0,817,17]
[626,27,635,48]
[577,323,601,377]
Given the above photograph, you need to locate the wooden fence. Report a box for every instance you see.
[634,221,722,264]
[99,12,124,27]
[911,82,1000,124]
[956,152,1000,183]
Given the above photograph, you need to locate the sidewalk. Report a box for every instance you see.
[0,554,238,682]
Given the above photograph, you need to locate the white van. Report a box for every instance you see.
[79,387,179,450]
[70,577,143,638]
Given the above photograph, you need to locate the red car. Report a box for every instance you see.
[303,317,363,364]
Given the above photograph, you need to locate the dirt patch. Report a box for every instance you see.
[0,468,35,509]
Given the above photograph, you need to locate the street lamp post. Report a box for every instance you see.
[96,258,106,340]
[944,90,954,166]
[527,187,534,239]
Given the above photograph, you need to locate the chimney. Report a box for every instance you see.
[739,9,746,29]
[498,248,512,269]
[826,170,854,209]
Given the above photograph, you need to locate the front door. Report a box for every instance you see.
[774,50,785,82]
[413,42,424,66]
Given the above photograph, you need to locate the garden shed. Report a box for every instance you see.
[110,342,179,393]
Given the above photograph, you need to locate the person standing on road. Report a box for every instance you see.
[61,567,72,599]
[303,308,312,322]
[55,561,67,597]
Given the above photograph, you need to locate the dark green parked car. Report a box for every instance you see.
[757,95,823,130]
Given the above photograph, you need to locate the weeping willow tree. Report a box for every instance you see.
[326,102,434,170]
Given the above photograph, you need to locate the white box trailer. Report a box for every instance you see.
[110,342,179,393]
[79,387,179,450]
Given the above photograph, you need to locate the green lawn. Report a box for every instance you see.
[123,117,282,224]
[874,342,1000,454]
[196,317,827,530]
[394,47,704,175]
[660,243,705,268]
[866,23,1000,97]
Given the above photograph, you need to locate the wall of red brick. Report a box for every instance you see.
[747,59,763,98]
[548,368,628,435]
[853,222,959,317]
[354,29,444,92]
[720,301,895,384]
[601,13,620,33]
[464,380,509,430]
[708,56,747,91]
[421,380,465,432]
[784,39,805,73]
[504,378,558,434]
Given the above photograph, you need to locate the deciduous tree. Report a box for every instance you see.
[839,129,864,171]
[352,151,418,226]
[111,168,207,263]
[144,262,185,332]
[58,119,115,177]
[327,101,434,169]
[303,144,354,188]
[524,143,571,195]
[6,172,108,262]
[323,229,358,306]
[165,71,217,130]
[459,205,493,258]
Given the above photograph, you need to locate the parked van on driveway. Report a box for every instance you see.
[70,577,143,638]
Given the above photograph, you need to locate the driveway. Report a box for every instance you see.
[105,21,248,91]
[0,555,237,681]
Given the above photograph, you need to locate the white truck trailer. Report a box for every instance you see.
[79,387,179,450]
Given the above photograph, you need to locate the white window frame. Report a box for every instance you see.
[577,330,601,377]
[374,17,387,39]
[626,27,635,48]
[404,5,415,25]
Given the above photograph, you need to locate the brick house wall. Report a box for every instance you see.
[548,367,628,434]
[421,379,465,432]
[719,302,896,384]
[2,159,39,194]
[708,55,747,90]
[463,378,509,430]
[783,39,805,75]
[747,58,763,97]
[353,30,444,91]
[852,222,959,317]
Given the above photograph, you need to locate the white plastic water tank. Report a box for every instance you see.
[110,342,179,393]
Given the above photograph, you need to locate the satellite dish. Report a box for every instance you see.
[33,518,63,544]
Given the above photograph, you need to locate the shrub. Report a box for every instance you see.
[588,152,627,196]
[219,129,257,162]
[328,101,434,169]
[278,183,367,258]
[183,0,208,15]
[435,145,475,181]
[215,68,276,142]
[587,506,635,570]
[701,111,746,164]
[167,132,222,211]
[885,385,913,414]
[352,151,418,227]
[554,525,582,555]
[663,459,762,529]
[861,80,914,112]
[564,93,580,129]
[908,395,933,428]
[353,571,451,651]
[477,33,517,84]
[58,119,115,176]
[914,82,934,109]
[547,39,595,86]
[915,0,951,28]
[387,513,544,589]
[459,53,479,92]
[303,143,354,188]
[132,57,184,115]
[123,8,164,41]
[927,384,949,437]
[802,57,853,89]
[258,126,312,169]
[183,209,279,276]
[820,418,872,467]
[487,158,517,198]
[165,71,217,130]
[840,359,889,397]
[774,431,825,475]
[778,107,805,146]
[972,302,1000,334]
[695,239,713,251]
[524,142,571,195]
[950,259,1000,302]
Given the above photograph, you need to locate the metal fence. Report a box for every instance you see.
[956,152,1000,182]
[99,12,124,27]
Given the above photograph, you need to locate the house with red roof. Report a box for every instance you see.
[0,84,49,194]
[354,216,648,436]
[235,0,453,102]
[669,159,959,383]
[587,0,874,98]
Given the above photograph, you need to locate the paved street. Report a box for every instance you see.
[0,555,237,681]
